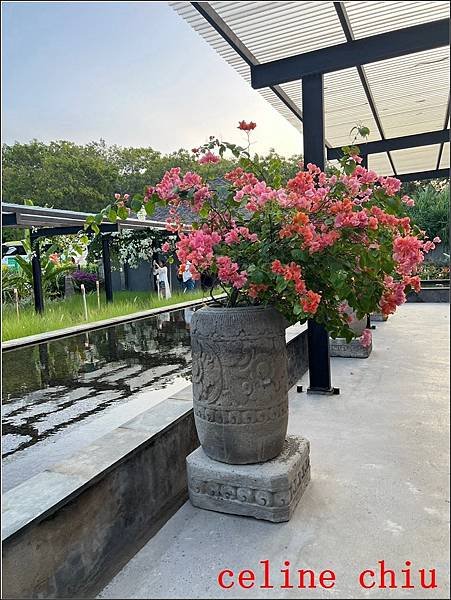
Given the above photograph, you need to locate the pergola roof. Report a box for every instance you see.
[1,203,170,232]
[170,1,450,177]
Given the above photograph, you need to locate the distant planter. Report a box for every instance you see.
[406,280,449,303]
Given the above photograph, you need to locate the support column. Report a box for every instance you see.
[361,154,368,169]
[124,262,130,291]
[31,233,44,314]
[302,74,336,395]
[102,234,113,303]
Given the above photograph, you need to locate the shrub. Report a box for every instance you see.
[407,184,449,248]
[71,270,101,292]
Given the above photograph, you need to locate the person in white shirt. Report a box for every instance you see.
[182,261,195,293]
[153,259,171,300]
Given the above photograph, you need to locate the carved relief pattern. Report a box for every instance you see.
[189,458,310,508]
[191,307,288,425]
[193,400,287,425]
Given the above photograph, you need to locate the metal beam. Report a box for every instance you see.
[302,74,335,395]
[327,129,450,160]
[333,2,398,175]
[2,213,17,227]
[436,94,450,170]
[102,234,113,303]
[2,202,169,231]
[29,224,118,239]
[251,19,450,89]
[398,168,449,183]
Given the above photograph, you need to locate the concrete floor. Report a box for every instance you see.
[98,304,450,600]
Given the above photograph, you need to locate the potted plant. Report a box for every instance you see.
[90,121,435,464]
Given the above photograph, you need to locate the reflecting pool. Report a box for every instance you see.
[2,305,198,491]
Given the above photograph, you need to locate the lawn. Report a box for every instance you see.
[2,289,212,342]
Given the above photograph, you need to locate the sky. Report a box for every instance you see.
[2,1,303,156]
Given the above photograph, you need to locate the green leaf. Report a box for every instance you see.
[108,208,117,222]
[199,205,210,219]
[144,201,155,216]
[94,213,103,224]
[293,303,302,316]
[117,206,128,220]
[130,197,143,212]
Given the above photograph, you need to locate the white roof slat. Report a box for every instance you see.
[391,144,443,174]
[170,1,450,176]
[439,143,450,170]
[344,1,450,39]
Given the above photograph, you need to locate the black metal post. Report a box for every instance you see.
[124,262,130,291]
[361,154,368,169]
[31,233,44,314]
[302,74,337,395]
[102,234,113,303]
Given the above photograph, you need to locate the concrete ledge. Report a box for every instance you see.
[2,327,309,599]
[2,394,198,599]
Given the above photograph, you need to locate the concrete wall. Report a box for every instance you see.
[406,287,449,303]
[2,329,309,599]
[2,395,198,599]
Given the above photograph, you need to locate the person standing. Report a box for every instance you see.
[182,260,195,293]
[153,259,172,300]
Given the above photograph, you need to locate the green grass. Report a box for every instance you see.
[2,289,211,342]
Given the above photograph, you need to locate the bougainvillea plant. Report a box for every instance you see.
[87,122,440,341]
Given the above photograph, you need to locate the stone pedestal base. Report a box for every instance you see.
[330,337,372,358]
[371,312,388,322]
[186,435,310,522]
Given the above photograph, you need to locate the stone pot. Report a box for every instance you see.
[342,302,367,336]
[190,305,288,464]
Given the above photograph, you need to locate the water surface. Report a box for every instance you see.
[2,306,197,491]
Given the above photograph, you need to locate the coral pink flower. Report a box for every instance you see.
[401,195,415,207]
[301,290,321,315]
[198,151,220,164]
[238,120,256,131]
[247,283,269,299]
[360,329,372,348]
[380,176,401,196]
[161,242,170,253]
[216,256,247,289]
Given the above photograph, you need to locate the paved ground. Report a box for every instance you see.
[98,304,450,600]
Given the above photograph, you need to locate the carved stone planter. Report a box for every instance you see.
[190,305,288,464]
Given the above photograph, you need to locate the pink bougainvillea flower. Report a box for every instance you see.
[198,151,220,165]
[161,242,170,253]
[301,290,321,315]
[216,256,248,289]
[114,193,121,200]
[360,329,372,348]
[238,120,257,131]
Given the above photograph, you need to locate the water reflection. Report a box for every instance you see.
[2,307,199,459]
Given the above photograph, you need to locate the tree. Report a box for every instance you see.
[2,139,118,213]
